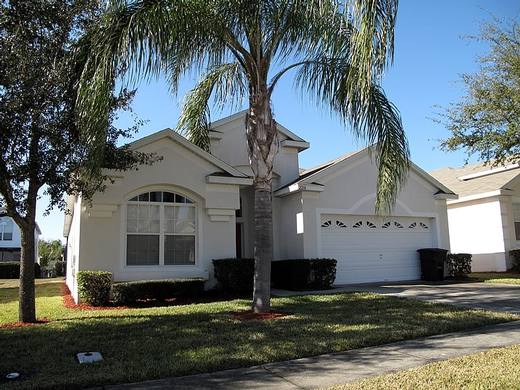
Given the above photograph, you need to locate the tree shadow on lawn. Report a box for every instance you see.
[0,293,513,389]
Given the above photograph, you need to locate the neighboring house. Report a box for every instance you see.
[431,162,520,272]
[0,209,41,262]
[64,111,455,301]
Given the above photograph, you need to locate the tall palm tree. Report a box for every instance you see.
[77,0,409,313]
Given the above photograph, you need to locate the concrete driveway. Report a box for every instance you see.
[351,282,520,314]
[273,281,520,314]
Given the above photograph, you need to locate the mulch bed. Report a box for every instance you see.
[0,318,49,329]
[231,310,289,321]
[61,284,127,311]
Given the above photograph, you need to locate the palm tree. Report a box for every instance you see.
[77,0,409,313]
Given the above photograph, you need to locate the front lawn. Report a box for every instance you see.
[334,344,520,389]
[469,272,520,285]
[0,279,516,389]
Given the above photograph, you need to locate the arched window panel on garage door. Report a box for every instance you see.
[319,214,436,284]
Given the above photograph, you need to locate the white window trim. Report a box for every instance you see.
[0,218,13,241]
[122,191,198,268]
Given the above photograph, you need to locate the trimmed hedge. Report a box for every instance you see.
[212,258,254,294]
[272,259,337,290]
[510,249,520,272]
[112,279,206,305]
[446,253,472,279]
[77,271,112,306]
[0,262,40,279]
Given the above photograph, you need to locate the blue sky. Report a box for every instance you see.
[37,0,519,241]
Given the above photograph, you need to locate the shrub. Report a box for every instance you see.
[112,279,206,305]
[272,259,337,290]
[0,262,40,278]
[54,260,66,277]
[77,271,112,306]
[446,253,472,279]
[212,258,254,294]
[510,249,520,272]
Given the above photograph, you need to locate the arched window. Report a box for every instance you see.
[126,191,196,266]
[0,217,13,241]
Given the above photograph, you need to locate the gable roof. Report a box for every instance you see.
[275,147,455,196]
[128,128,249,178]
[430,161,520,198]
[209,110,309,145]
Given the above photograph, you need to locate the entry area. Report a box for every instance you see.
[320,214,435,284]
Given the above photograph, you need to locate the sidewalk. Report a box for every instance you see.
[101,320,520,390]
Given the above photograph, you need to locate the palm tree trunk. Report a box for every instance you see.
[19,222,36,323]
[247,85,277,313]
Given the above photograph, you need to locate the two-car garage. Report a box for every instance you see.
[319,214,435,285]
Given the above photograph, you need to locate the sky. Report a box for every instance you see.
[36,0,520,242]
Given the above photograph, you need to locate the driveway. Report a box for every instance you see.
[273,281,520,314]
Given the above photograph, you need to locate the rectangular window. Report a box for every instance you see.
[126,204,160,265]
[126,235,159,265]
[164,235,195,265]
[515,222,520,241]
[126,199,196,266]
[0,217,14,241]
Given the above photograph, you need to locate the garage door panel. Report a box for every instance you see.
[320,214,434,284]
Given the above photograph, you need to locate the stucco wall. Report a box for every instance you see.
[210,117,301,186]
[66,195,82,301]
[281,153,451,258]
[71,136,240,299]
[277,192,305,259]
[447,197,508,271]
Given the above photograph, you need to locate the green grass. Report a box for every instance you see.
[0,279,517,389]
[469,272,520,285]
[333,344,520,389]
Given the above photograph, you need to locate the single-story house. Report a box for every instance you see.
[431,161,520,272]
[0,208,41,262]
[64,111,455,302]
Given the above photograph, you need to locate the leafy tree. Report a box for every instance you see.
[0,0,154,322]
[38,240,64,269]
[78,0,409,313]
[440,20,520,165]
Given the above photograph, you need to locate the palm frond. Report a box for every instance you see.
[177,62,246,151]
[346,0,398,101]
[295,57,409,215]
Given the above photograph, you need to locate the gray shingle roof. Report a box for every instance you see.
[430,161,520,198]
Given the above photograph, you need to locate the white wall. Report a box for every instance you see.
[210,116,301,186]
[277,153,451,259]
[70,135,241,302]
[447,197,508,272]
[0,216,39,262]
[0,216,21,248]
[66,195,82,301]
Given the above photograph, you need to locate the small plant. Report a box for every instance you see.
[77,271,112,306]
[446,253,472,279]
[510,249,520,272]
[112,279,206,305]
[212,258,254,294]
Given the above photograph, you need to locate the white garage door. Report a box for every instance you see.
[320,214,435,284]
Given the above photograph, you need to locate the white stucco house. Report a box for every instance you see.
[431,162,520,272]
[0,209,41,262]
[64,111,455,301]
